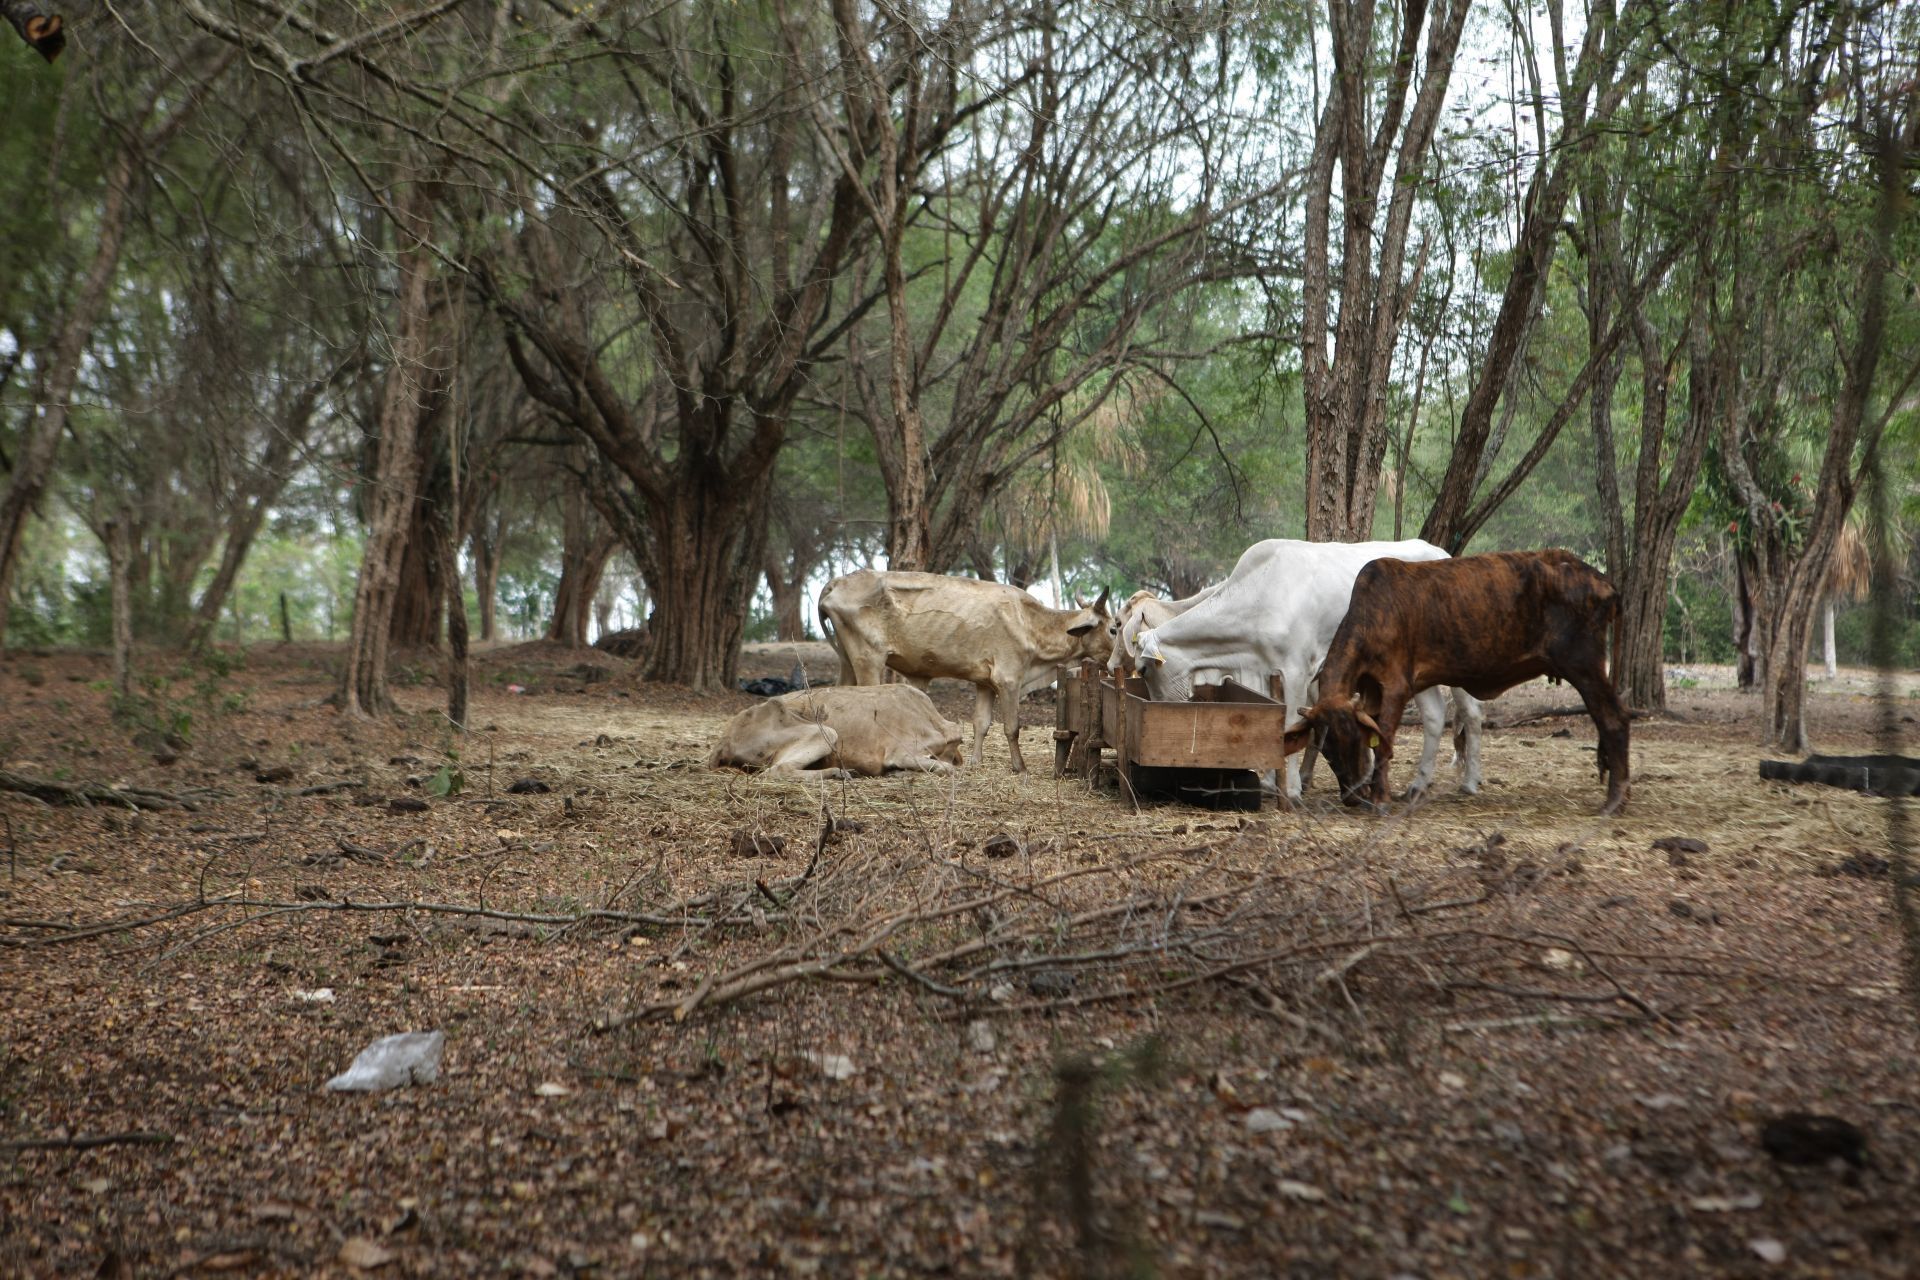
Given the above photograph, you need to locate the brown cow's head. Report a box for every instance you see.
[1283,696,1384,808]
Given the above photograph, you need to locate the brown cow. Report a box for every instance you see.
[707,686,965,779]
[1283,550,1630,815]
[819,571,1112,772]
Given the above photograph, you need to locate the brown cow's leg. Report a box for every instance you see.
[1368,692,1410,810]
[1569,671,1632,814]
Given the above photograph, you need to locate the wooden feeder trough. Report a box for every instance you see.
[1053,661,1294,810]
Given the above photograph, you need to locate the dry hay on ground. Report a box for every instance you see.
[1,645,1917,1277]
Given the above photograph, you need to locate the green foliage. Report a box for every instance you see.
[111,650,248,751]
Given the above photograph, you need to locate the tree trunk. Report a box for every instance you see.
[106,514,133,704]
[576,536,615,645]
[614,475,770,691]
[546,486,613,648]
[470,521,502,643]
[477,559,500,642]
[339,183,440,718]
[831,0,933,571]
[968,539,998,581]
[1743,119,1906,750]
[189,505,271,651]
[1823,599,1837,678]
[184,377,320,650]
[764,556,807,643]
[437,464,468,733]
[389,496,444,649]
[1301,0,1473,543]
[1733,550,1762,689]
[1615,560,1670,712]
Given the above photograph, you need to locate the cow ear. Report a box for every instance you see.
[1282,722,1315,756]
[1066,618,1097,636]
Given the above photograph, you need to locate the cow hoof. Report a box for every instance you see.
[1598,794,1629,817]
[826,768,855,781]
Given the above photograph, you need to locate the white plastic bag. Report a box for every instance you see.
[325,1030,445,1092]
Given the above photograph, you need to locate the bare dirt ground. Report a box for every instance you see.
[2,641,1917,1278]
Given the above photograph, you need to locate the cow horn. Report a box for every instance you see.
[1092,586,1110,615]
[1355,711,1381,736]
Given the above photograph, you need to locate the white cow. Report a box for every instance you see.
[1135,538,1484,801]
[1106,585,1221,677]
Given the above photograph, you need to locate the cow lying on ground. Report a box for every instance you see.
[819,571,1112,773]
[1106,585,1220,677]
[706,685,965,779]
[1134,539,1484,802]
[1283,549,1629,815]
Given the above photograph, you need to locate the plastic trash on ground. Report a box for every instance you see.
[324,1030,445,1092]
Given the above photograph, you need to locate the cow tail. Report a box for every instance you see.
[1608,585,1624,696]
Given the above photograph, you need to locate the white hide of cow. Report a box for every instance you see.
[707,685,966,779]
[1134,539,1485,800]
[1106,584,1221,677]
[818,570,1113,773]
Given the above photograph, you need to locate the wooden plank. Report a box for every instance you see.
[1190,678,1281,707]
[1121,691,1291,770]
[1078,663,1103,779]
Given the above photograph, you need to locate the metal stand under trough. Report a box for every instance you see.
[1053,661,1294,810]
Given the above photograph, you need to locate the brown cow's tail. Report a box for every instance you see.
[1605,580,1624,696]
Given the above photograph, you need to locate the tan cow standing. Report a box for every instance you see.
[707,685,965,779]
[818,571,1112,773]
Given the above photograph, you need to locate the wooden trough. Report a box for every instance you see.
[1053,661,1294,809]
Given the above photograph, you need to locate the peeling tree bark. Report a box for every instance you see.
[338,181,442,718]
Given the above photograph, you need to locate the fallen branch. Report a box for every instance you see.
[295,780,363,796]
[1441,979,1660,1018]
[0,770,211,811]
[2,893,775,950]
[0,899,231,946]
[1,1131,174,1152]
[1497,705,1660,728]
[337,837,387,864]
[1443,1013,1623,1034]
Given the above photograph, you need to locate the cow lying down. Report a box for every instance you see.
[706,685,965,780]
